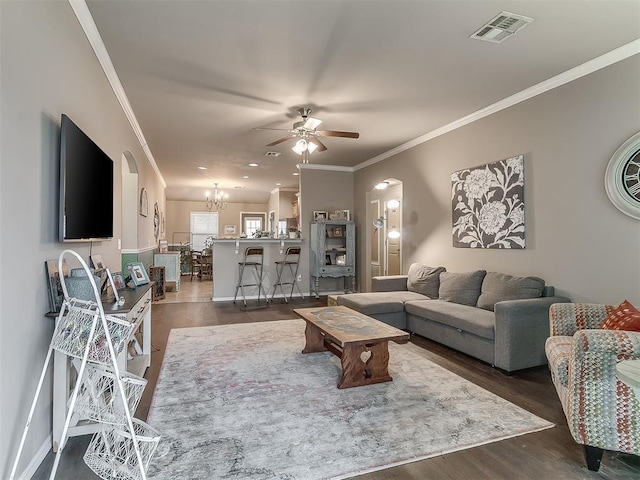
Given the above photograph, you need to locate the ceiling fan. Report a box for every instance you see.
[259,107,359,157]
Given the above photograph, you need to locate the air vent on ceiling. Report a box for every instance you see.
[470,11,533,43]
[265,151,281,157]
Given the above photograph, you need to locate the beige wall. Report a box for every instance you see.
[354,55,640,304]
[166,200,269,244]
[299,167,355,292]
[0,2,165,476]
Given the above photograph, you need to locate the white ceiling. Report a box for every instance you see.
[85,0,640,203]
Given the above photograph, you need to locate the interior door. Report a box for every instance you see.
[386,203,401,275]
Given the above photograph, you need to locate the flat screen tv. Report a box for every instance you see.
[59,114,114,242]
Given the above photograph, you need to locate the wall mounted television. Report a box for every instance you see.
[59,114,114,242]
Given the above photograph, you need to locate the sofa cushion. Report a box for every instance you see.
[477,272,545,311]
[337,291,427,316]
[438,270,486,306]
[600,300,640,332]
[404,299,495,339]
[406,264,446,298]
[545,335,572,388]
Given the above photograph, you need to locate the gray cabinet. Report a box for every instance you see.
[309,220,355,297]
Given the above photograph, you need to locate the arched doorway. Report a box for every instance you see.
[366,179,403,291]
[121,151,138,270]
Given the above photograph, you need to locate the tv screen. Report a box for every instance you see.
[59,114,114,242]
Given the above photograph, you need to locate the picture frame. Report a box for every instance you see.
[45,259,69,313]
[112,271,126,290]
[159,239,169,253]
[340,209,350,221]
[127,261,150,286]
[332,227,344,237]
[336,253,346,266]
[313,210,328,222]
[224,224,237,235]
[104,268,121,303]
[140,188,148,217]
[325,254,332,265]
[90,254,105,271]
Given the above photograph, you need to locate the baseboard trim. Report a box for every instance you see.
[16,434,51,480]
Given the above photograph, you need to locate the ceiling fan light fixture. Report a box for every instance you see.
[292,139,307,155]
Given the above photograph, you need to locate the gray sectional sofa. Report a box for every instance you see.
[336,264,571,373]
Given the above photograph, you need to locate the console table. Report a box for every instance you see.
[51,284,153,451]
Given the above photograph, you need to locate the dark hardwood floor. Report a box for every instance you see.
[33,296,640,479]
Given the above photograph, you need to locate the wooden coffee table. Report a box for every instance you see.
[294,306,410,389]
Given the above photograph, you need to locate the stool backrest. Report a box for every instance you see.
[245,246,264,257]
[285,247,301,256]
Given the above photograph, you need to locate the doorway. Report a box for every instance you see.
[367,180,403,290]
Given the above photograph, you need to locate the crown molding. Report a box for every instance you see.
[68,0,167,188]
[298,163,354,172]
[355,39,640,171]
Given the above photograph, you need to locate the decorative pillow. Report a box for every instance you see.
[438,270,486,306]
[600,300,640,332]
[476,272,545,311]
[407,264,446,298]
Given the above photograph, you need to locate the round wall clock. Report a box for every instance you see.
[605,131,640,220]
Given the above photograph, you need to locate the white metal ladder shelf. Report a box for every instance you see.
[10,249,160,480]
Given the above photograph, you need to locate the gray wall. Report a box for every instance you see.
[0,2,165,476]
[354,55,640,304]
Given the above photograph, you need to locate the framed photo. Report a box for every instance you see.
[90,254,105,271]
[325,254,332,265]
[127,261,150,286]
[112,271,126,290]
[159,239,169,253]
[45,259,69,312]
[313,211,328,221]
[140,188,148,217]
[340,209,350,221]
[332,227,344,237]
[104,268,121,303]
[224,224,237,235]
[336,254,346,266]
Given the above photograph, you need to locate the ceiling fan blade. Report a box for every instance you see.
[266,136,294,147]
[253,127,292,132]
[303,117,323,130]
[316,130,360,139]
[308,137,328,152]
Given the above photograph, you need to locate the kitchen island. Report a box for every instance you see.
[210,238,306,302]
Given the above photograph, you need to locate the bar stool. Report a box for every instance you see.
[233,246,267,307]
[271,246,304,303]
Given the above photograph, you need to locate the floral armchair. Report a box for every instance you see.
[545,303,640,471]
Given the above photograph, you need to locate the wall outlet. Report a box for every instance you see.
[297,274,302,282]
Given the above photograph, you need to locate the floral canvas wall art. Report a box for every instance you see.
[452,155,525,248]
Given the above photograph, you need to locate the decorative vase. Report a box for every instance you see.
[289,232,297,239]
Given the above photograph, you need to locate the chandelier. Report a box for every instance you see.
[205,183,228,211]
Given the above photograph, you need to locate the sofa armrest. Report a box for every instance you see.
[549,303,615,336]
[371,275,408,292]
[565,329,640,451]
[494,296,571,372]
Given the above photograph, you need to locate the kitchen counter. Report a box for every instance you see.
[210,238,306,301]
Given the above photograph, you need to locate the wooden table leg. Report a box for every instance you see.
[338,341,392,389]
[302,321,327,354]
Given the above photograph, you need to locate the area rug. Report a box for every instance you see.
[147,320,553,479]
